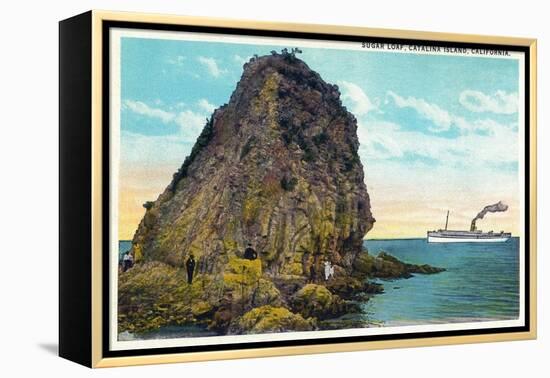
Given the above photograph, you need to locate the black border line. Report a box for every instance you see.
[101,20,531,359]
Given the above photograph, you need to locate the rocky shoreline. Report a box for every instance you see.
[118,250,445,336]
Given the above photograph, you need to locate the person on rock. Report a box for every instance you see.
[309,264,317,283]
[121,252,127,271]
[243,243,258,260]
[186,254,196,284]
[122,251,134,272]
[324,260,332,281]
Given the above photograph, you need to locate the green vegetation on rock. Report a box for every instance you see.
[290,284,347,319]
[280,176,298,191]
[326,275,383,299]
[230,305,315,334]
[223,257,262,288]
[117,261,222,334]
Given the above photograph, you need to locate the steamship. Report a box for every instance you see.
[427,211,511,243]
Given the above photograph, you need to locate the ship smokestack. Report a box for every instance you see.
[470,201,508,231]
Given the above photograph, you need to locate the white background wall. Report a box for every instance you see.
[0,0,546,376]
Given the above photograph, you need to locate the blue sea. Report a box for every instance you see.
[362,238,520,325]
[119,240,132,258]
[118,238,520,329]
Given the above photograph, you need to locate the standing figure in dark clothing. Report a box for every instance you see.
[243,243,257,260]
[309,264,317,283]
[186,254,196,284]
[122,251,134,272]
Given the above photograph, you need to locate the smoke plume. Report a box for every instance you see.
[474,201,509,221]
[470,201,508,231]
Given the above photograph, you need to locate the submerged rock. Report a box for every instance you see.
[353,251,445,280]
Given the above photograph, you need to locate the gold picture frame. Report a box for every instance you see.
[59,10,537,368]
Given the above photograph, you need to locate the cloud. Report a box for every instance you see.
[120,130,191,165]
[356,117,518,169]
[197,99,216,114]
[123,99,209,143]
[123,100,175,123]
[459,90,518,114]
[175,110,208,140]
[234,54,252,65]
[167,55,186,66]
[387,91,452,132]
[364,90,519,171]
[197,56,226,77]
[386,91,517,135]
[453,117,516,135]
[339,81,377,116]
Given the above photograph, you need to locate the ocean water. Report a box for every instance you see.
[117,238,520,330]
[119,240,132,259]
[362,238,520,325]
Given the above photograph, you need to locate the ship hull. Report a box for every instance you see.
[427,235,510,243]
[427,230,511,243]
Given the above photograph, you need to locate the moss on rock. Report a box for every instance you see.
[290,284,348,319]
[230,305,315,334]
[223,257,262,289]
[326,275,383,299]
[352,251,375,278]
[250,278,283,307]
[117,261,223,334]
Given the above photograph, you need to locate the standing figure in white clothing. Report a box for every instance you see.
[324,261,331,281]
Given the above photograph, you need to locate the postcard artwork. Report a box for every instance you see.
[108,27,526,352]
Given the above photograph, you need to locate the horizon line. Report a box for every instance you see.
[118,235,520,243]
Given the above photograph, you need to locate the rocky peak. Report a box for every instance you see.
[130,50,375,278]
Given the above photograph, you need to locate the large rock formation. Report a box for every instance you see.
[130,50,375,277]
[119,51,446,336]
